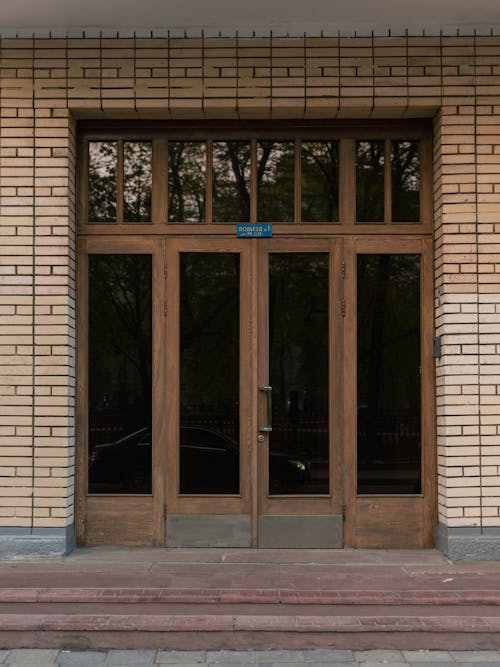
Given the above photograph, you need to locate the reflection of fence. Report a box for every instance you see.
[89,412,150,447]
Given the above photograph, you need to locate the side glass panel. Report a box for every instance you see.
[213,141,250,222]
[392,140,420,222]
[301,141,339,222]
[179,253,240,494]
[257,141,295,222]
[123,141,152,223]
[168,141,206,223]
[88,255,152,494]
[88,141,117,223]
[357,254,421,494]
[268,253,329,495]
[356,140,385,223]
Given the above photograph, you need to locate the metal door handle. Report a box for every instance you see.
[259,385,272,433]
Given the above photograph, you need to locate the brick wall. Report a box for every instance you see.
[0,34,499,544]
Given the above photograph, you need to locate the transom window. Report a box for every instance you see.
[80,122,430,228]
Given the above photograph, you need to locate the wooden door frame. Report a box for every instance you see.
[256,238,344,519]
[75,236,166,546]
[343,236,436,547]
[165,237,255,518]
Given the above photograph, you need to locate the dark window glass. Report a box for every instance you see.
[301,141,339,222]
[213,141,250,222]
[88,141,117,222]
[356,140,385,223]
[357,254,421,494]
[392,141,420,222]
[168,141,206,223]
[180,253,240,494]
[123,141,152,222]
[257,141,295,222]
[269,253,329,495]
[88,255,152,494]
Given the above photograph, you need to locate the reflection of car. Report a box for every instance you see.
[89,425,311,494]
[89,426,152,493]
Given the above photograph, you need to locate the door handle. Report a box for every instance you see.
[259,385,272,433]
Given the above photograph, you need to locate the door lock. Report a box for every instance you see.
[257,434,265,443]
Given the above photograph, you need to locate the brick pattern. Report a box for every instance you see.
[0,34,499,533]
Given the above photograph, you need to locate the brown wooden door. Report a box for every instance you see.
[255,239,345,547]
[77,234,435,549]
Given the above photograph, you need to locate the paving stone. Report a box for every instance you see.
[249,654,305,664]
[6,650,60,664]
[104,650,156,665]
[356,663,409,667]
[57,651,107,665]
[0,652,9,664]
[297,652,355,663]
[456,663,500,667]
[409,663,458,667]
[156,653,207,664]
[451,654,500,663]
[354,651,406,663]
[6,664,57,667]
[207,653,257,664]
[403,652,454,662]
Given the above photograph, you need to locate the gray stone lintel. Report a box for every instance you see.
[258,515,342,548]
[0,525,75,559]
[438,523,500,560]
[166,514,251,547]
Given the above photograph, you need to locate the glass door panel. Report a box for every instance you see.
[268,253,330,495]
[88,254,152,495]
[357,253,421,494]
[179,252,240,495]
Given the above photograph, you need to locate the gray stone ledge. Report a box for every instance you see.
[438,523,500,561]
[0,524,75,559]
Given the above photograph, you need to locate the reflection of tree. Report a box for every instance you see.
[301,141,339,222]
[356,141,385,222]
[89,255,152,415]
[392,141,420,222]
[123,142,152,222]
[180,253,239,425]
[213,141,251,222]
[257,141,294,222]
[168,142,206,222]
[358,254,420,413]
[88,142,117,222]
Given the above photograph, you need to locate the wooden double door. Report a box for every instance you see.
[76,234,435,548]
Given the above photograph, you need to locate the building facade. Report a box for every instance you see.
[0,24,499,558]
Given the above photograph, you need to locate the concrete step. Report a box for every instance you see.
[1,589,500,650]
[1,587,500,604]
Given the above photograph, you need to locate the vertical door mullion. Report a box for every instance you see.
[165,239,180,516]
[152,240,167,545]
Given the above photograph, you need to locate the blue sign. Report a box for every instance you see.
[236,224,273,238]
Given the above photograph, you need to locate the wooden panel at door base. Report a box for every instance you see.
[84,497,154,546]
[355,497,430,548]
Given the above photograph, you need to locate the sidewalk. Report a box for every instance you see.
[2,648,500,667]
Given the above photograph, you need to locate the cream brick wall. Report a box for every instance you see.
[0,34,499,537]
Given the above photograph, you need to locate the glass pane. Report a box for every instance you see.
[356,140,385,223]
[123,141,152,222]
[269,253,329,495]
[257,141,295,222]
[168,141,206,223]
[88,141,117,222]
[392,141,420,222]
[301,141,339,222]
[357,254,421,494]
[180,253,240,494]
[88,255,152,494]
[213,141,250,222]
